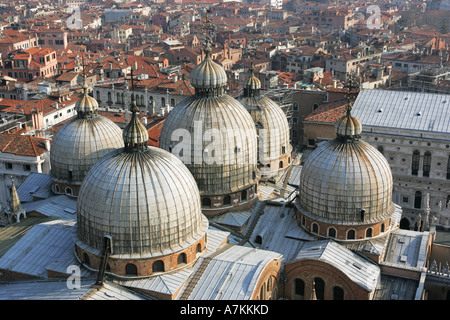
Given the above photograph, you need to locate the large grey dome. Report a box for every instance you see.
[160,42,259,198]
[76,93,207,259]
[50,85,123,193]
[76,146,207,257]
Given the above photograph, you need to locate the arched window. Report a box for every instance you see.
[196,243,202,253]
[414,191,422,209]
[116,92,121,103]
[125,263,138,276]
[161,97,165,107]
[347,229,355,240]
[294,278,305,297]
[377,146,384,154]
[302,216,306,226]
[54,184,60,193]
[171,98,175,107]
[279,161,283,169]
[202,197,211,208]
[360,209,365,222]
[447,156,450,179]
[177,253,187,265]
[312,223,319,234]
[83,253,90,266]
[333,286,344,300]
[328,227,336,238]
[65,187,72,195]
[411,150,420,176]
[223,195,231,206]
[366,228,373,237]
[107,91,112,103]
[152,260,164,273]
[423,151,431,177]
[241,190,247,201]
[313,277,325,300]
[381,223,385,233]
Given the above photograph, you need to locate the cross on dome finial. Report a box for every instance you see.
[200,9,215,54]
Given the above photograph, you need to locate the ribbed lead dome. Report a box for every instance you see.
[189,44,227,92]
[76,93,207,258]
[297,104,394,225]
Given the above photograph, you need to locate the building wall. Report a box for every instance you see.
[282,259,373,300]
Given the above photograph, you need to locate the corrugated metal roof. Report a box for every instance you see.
[293,240,381,292]
[352,89,450,134]
[0,219,76,278]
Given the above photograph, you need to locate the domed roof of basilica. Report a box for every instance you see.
[50,79,123,186]
[76,92,208,258]
[159,40,259,196]
[297,102,395,226]
[238,64,292,166]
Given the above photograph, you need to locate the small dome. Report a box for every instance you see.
[245,74,261,91]
[189,45,227,90]
[75,93,99,115]
[298,132,394,225]
[123,101,149,151]
[335,113,362,138]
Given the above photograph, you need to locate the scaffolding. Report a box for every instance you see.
[262,87,294,129]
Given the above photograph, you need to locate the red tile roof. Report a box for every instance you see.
[0,133,49,157]
[304,100,348,124]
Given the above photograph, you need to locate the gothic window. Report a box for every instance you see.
[411,150,420,176]
[414,191,422,209]
[423,151,431,177]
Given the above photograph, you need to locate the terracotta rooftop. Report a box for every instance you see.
[0,133,49,157]
[304,100,348,124]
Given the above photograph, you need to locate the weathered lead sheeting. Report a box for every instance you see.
[16,172,52,202]
[22,195,77,220]
[0,220,76,278]
[0,280,92,300]
[293,239,381,292]
[352,89,450,134]
[185,245,282,300]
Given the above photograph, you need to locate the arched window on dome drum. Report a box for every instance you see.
[360,209,365,222]
[223,195,231,206]
[202,197,211,208]
[414,191,422,209]
[312,223,319,234]
[313,277,325,300]
[294,278,305,297]
[65,187,72,195]
[377,146,384,155]
[411,150,420,176]
[152,260,164,273]
[83,253,90,266]
[347,230,355,240]
[381,223,385,233]
[279,161,283,169]
[54,184,60,193]
[333,286,344,300]
[126,263,138,276]
[302,216,306,226]
[423,151,431,177]
[241,190,247,201]
[177,253,187,265]
[366,228,373,237]
[196,243,202,253]
[328,228,336,238]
